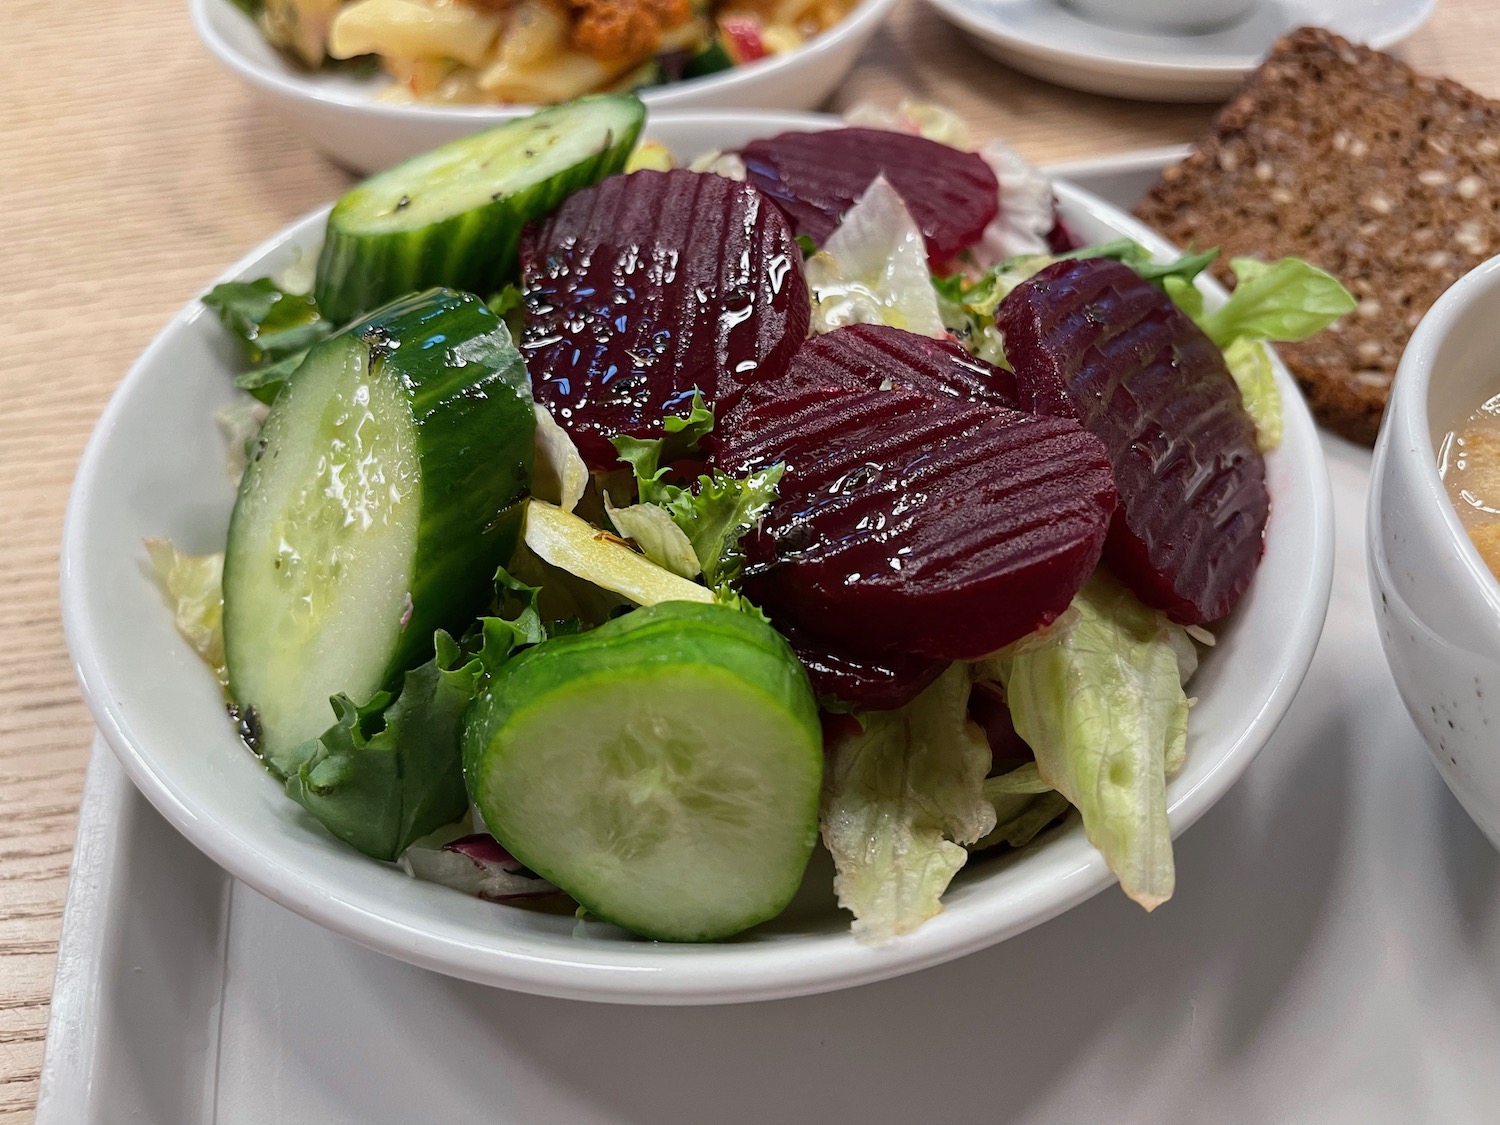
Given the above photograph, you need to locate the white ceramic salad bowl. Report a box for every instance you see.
[61,111,1334,1005]
[190,0,900,174]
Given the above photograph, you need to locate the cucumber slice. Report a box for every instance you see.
[224,289,535,761]
[314,95,646,324]
[464,602,823,942]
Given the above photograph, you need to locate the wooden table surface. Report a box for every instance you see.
[3,0,1499,1116]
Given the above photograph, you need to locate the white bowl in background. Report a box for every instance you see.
[1369,255,1500,850]
[190,0,900,173]
[62,112,1334,1004]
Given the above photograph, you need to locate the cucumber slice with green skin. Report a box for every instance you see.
[464,602,823,942]
[224,288,535,762]
[314,95,646,324]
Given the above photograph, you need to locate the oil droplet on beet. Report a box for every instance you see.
[520,169,809,468]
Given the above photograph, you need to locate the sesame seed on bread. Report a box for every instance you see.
[1133,26,1500,446]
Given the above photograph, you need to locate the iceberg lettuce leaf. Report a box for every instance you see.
[144,539,227,686]
[821,663,996,942]
[532,403,589,513]
[978,572,1191,910]
[1222,336,1282,452]
[806,176,947,338]
[605,496,702,578]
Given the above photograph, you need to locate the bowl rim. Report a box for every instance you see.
[61,112,1335,1004]
[1373,252,1500,620]
[190,0,902,119]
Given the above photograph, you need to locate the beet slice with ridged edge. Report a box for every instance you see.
[773,618,945,712]
[718,327,1117,663]
[995,257,1269,624]
[739,128,999,263]
[519,168,809,468]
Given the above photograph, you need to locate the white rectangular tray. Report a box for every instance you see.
[38,153,1500,1125]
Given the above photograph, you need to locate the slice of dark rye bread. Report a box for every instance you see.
[1134,26,1500,446]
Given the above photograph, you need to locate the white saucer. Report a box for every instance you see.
[921,0,1437,102]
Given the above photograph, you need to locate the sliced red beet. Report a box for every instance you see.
[969,681,1034,776]
[995,257,1269,624]
[1046,210,1078,254]
[519,168,809,468]
[780,322,1019,409]
[739,128,999,263]
[774,617,945,711]
[719,327,1118,662]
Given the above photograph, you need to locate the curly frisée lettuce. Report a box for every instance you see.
[976,572,1196,911]
[821,664,996,942]
[610,396,784,591]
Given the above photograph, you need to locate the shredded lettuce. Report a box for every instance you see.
[604,496,701,578]
[1221,336,1282,452]
[842,99,972,149]
[213,394,270,484]
[821,663,996,942]
[686,149,747,180]
[971,140,1056,264]
[523,500,714,607]
[976,572,1194,911]
[805,176,947,338]
[401,832,561,901]
[531,403,589,513]
[1201,257,1357,350]
[266,572,545,861]
[933,256,1051,368]
[974,761,1073,851]
[144,539,226,686]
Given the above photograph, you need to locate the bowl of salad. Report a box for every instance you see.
[191,0,900,173]
[62,102,1340,1004]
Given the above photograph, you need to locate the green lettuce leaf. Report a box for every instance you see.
[144,539,226,686]
[486,284,526,337]
[821,663,996,942]
[604,497,701,578]
[611,395,783,589]
[266,571,545,861]
[203,277,332,364]
[233,348,308,404]
[1161,273,1205,323]
[1221,336,1282,452]
[1059,239,1219,287]
[1201,257,1356,349]
[659,465,784,588]
[977,572,1193,910]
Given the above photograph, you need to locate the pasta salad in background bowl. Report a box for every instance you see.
[191,0,900,172]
